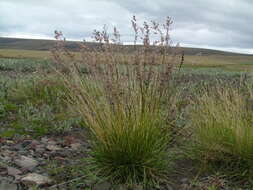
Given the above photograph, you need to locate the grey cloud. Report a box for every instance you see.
[110,0,253,49]
[0,0,253,53]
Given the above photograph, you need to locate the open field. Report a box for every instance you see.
[0,55,252,189]
[1,35,253,190]
[1,48,253,72]
[0,49,51,59]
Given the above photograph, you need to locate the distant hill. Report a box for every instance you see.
[0,37,250,56]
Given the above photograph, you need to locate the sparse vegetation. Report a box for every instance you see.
[189,81,253,177]
[1,16,253,190]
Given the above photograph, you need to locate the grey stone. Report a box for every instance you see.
[0,182,17,190]
[70,143,82,150]
[7,167,22,176]
[180,177,188,184]
[21,140,32,148]
[47,140,57,145]
[21,173,52,186]
[6,140,14,145]
[93,181,111,190]
[0,178,17,190]
[46,145,61,151]
[41,137,49,144]
[13,144,23,151]
[165,184,174,190]
[14,156,38,171]
[0,155,11,162]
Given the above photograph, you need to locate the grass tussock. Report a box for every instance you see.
[53,16,182,185]
[190,82,253,176]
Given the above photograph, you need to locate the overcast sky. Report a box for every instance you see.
[1,0,253,53]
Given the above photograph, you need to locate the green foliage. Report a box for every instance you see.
[0,75,81,137]
[189,83,253,177]
[13,103,81,136]
[66,72,173,185]
[54,16,180,186]
[0,58,52,72]
[8,76,68,110]
[88,102,170,184]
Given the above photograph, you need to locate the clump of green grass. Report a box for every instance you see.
[54,16,182,186]
[190,82,253,177]
[85,81,170,184]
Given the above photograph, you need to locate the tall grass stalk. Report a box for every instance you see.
[53,16,182,185]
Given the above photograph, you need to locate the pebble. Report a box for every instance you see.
[14,156,38,171]
[0,177,18,190]
[41,137,49,144]
[180,177,188,184]
[0,182,17,190]
[46,145,61,151]
[47,140,57,145]
[93,181,111,190]
[21,173,52,186]
[7,167,22,177]
[1,135,89,189]
[70,143,82,150]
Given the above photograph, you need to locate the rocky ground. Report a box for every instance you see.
[0,131,248,190]
[0,130,92,190]
[0,132,196,190]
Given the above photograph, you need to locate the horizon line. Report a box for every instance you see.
[1,35,253,55]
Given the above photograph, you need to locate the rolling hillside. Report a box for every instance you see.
[0,37,250,56]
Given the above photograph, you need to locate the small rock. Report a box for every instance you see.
[0,177,17,190]
[0,137,5,143]
[56,150,70,157]
[93,181,111,190]
[181,184,189,190]
[0,182,17,190]
[13,144,23,151]
[6,140,14,145]
[7,167,22,176]
[55,156,65,162]
[14,175,22,181]
[47,140,57,145]
[1,145,9,149]
[48,184,68,190]
[17,150,27,155]
[133,185,143,190]
[31,140,39,145]
[0,155,11,162]
[83,141,91,149]
[41,137,49,144]
[35,144,45,153]
[14,156,38,171]
[21,173,52,186]
[21,140,32,148]
[165,184,174,190]
[180,177,188,184]
[46,145,61,151]
[70,143,82,150]
[28,140,39,150]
